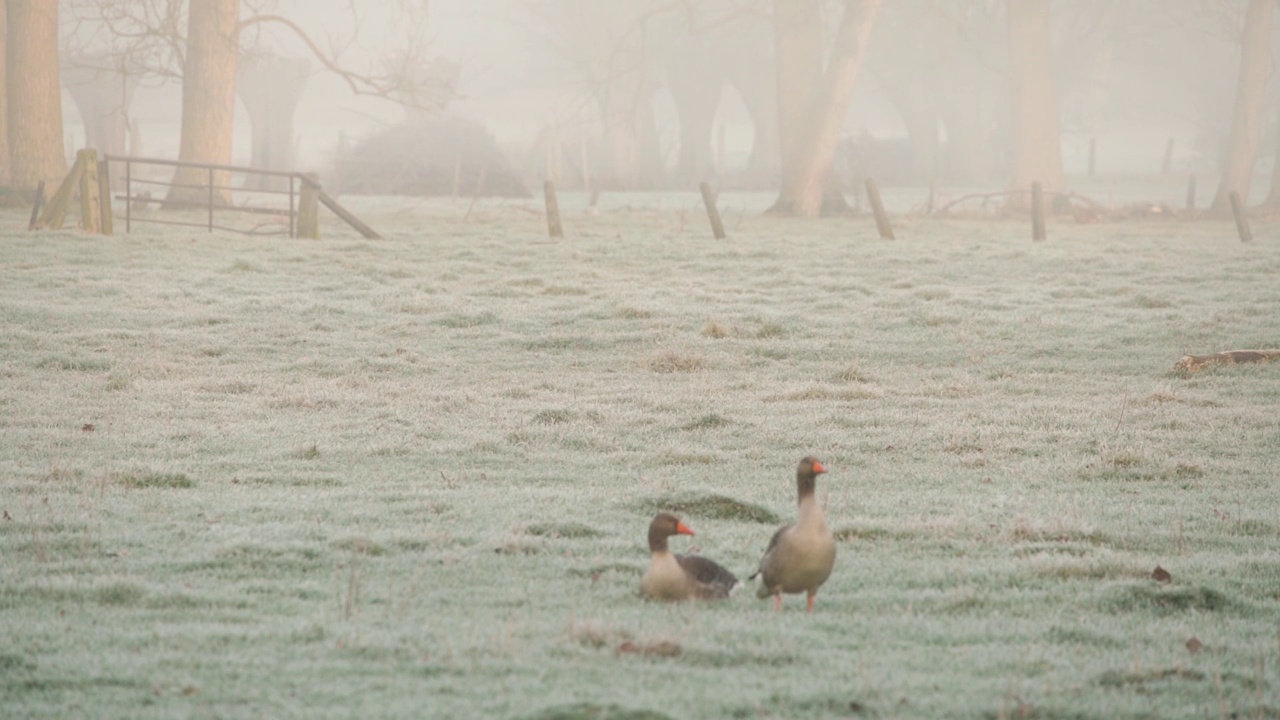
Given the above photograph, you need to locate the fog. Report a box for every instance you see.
[59,1,1277,194]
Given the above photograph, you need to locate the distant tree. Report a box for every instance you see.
[168,0,240,206]
[6,0,67,191]
[769,0,882,217]
[513,0,673,190]
[65,0,454,203]
[1211,0,1274,215]
[1006,0,1063,210]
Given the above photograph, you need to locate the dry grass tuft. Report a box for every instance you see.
[645,350,706,373]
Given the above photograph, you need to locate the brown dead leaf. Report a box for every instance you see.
[181,686,199,696]
[1186,637,1203,654]
[81,424,95,432]
[3,510,10,521]
[1151,565,1172,583]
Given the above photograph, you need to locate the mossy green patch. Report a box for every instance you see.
[638,494,779,524]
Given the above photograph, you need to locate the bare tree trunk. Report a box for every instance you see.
[237,53,309,191]
[63,54,136,186]
[6,0,66,190]
[167,0,240,207]
[0,4,9,184]
[598,79,661,190]
[773,0,822,195]
[1266,106,1280,206]
[0,0,10,187]
[666,39,720,186]
[770,0,881,217]
[1007,0,1064,211]
[1212,0,1274,216]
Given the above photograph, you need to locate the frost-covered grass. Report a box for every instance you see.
[1,196,1278,719]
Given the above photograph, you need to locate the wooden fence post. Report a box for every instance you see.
[78,150,102,234]
[98,157,114,235]
[1031,181,1046,242]
[544,179,563,238]
[1229,191,1252,243]
[699,182,726,239]
[1161,138,1174,175]
[865,178,895,240]
[298,174,321,239]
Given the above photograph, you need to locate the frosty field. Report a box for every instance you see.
[1,196,1278,719]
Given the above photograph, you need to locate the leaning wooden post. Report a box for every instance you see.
[40,152,88,230]
[298,173,321,239]
[27,181,46,231]
[1030,181,1047,242]
[543,179,563,238]
[699,182,726,239]
[865,178,895,240]
[78,149,102,234]
[1185,175,1197,212]
[1229,191,1253,243]
[1161,138,1174,175]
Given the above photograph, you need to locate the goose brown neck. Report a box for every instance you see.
[796,471,817,503]
[648,525,670,553]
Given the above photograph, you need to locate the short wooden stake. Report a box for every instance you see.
[1161,137,1174,175]
[27,181,46,231]
[699,182,726,239]
[1185,175,1197,211]
[1031,181,1047,242]
[865,178,894,240]
[1088,137,1096,177]
[1229,191,1252,243]
[543,179,563,238]
[78,149,102,234]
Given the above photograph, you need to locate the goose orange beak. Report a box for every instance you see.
[812,461,827,474]
[675,521,695,536]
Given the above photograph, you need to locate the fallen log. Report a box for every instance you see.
[1173,349,1280,374]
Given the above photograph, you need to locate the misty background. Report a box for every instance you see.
[52,1,1280,198]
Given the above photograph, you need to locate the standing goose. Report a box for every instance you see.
[751,456,836,613]
[640,513,740,601]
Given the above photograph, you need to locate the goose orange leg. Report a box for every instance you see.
[773,593,782,612]
[806,591,816,614]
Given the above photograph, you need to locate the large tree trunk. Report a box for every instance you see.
[1212,0,1274,216]
[597,78,661,190]
[770,0,881,217]
[1266,106,1280,207]
[62,53,137,186]
[237,53,309,191]
[1007,0,1064,211]
[0,0,10,187]
[167,0,240,207]
[6,0,66,191]
[666,39,721,186]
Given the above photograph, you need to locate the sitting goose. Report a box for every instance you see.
[751,456,836,613]
[640,513,740,601]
